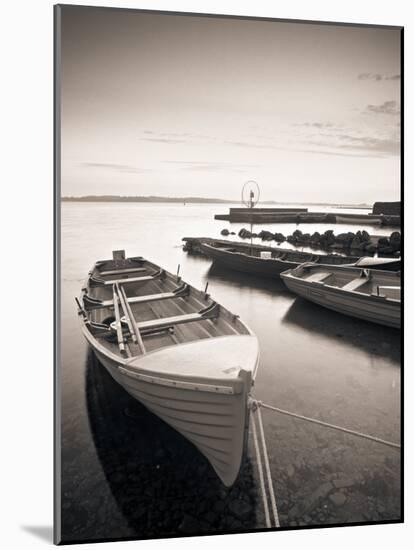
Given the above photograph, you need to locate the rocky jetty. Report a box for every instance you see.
[235,227,401,256]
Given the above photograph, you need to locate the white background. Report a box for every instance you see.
[0,0,410,548]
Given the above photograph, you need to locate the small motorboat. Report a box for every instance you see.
[76,250,259,487]
[280,263,401,328]
[198,240,400,279]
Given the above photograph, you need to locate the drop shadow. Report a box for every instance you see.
[21,525,53,543]
[282,298,400,363]
[81,351,257,540]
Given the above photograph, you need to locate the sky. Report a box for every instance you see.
[60,7,401,203]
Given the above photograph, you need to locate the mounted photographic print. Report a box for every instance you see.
[54,4,403,545]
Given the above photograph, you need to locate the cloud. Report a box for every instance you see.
[365,100,400,115]
[139,137,187,144]
[304,133,400,157]
[295,148,382,159]
[140,130,217,143]
[335,134,400,155]
[295,122,335,129]
[358,73,400,81]
[358,73,383,81]
[385,74,401,80]
[161,160,260,172]
[81,162,151,174]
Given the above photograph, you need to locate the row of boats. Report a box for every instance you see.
[76,241,401,489]
[195,239,401,329]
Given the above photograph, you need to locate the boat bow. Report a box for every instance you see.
[117,335,259,486]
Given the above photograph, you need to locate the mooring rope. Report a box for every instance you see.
[255,405,280,527]
[249,397,400,529]
[258,401,400,450]
[250,409,272,528]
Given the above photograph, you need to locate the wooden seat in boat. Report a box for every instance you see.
[137,302,220,333]
[83,283,190,310]
[305,271,331,283]
[99,266,146,276]
[90,269,164,286]
[342,278,368,292]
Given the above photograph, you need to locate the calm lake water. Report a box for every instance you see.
[59,202,401,543]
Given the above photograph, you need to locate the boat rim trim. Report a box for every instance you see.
[118,366,237,395]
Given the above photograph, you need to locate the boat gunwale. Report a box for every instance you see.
[201,242,363,267]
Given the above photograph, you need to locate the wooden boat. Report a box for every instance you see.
[335,214,382,225]
[76,250,259,487]
[280,263,400,328]
[297,213,328,223]
[199,241,401,279]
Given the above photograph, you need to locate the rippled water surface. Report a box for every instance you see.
[59,202,401,543]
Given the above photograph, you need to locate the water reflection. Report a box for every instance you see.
[282,298,400,364]
[205,263,287,295]
[85,351,258,538]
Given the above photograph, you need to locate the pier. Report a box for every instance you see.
[214,207,400,226]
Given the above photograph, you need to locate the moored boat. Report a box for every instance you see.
[76,250,259,487]
[335,214,382,225]
[199,241,401,279]
[280,263,401,328]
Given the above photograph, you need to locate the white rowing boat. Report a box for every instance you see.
[280,263,400,328]
[77,250,259,486]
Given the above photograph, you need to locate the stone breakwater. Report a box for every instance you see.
[232,228,401,256]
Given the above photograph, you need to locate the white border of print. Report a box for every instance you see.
[1,1,410,549]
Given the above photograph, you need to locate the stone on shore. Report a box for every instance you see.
[310,232,321,243]
[178,514,210,534]
[350,237,361,249]
[378,246,394,255]
[389,231,401,252]
[228,499,253,521]
[329,492,347,507]
[365,242,378,253]
[274,232,286,242]
[378,237,390,246]
[220,228,230,236]
[333,476,355,489]
[238,228,252,239]
[258,230,274,241]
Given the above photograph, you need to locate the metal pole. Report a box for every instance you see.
[250,218,253,256]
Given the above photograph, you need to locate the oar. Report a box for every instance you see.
[117,283,146,355]
[112,284,126,355]
[115,282,137,345]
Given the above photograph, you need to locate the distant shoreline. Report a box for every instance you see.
[61,196,372,208]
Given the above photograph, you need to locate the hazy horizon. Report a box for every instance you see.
[61,193,375,205]
[60,7,401,203]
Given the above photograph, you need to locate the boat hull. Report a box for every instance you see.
[200,242,400,279]
[87,336,257,487]
[281,274,400,328]
[201,243,297,277]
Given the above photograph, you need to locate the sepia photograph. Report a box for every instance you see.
[55,4,402,544]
